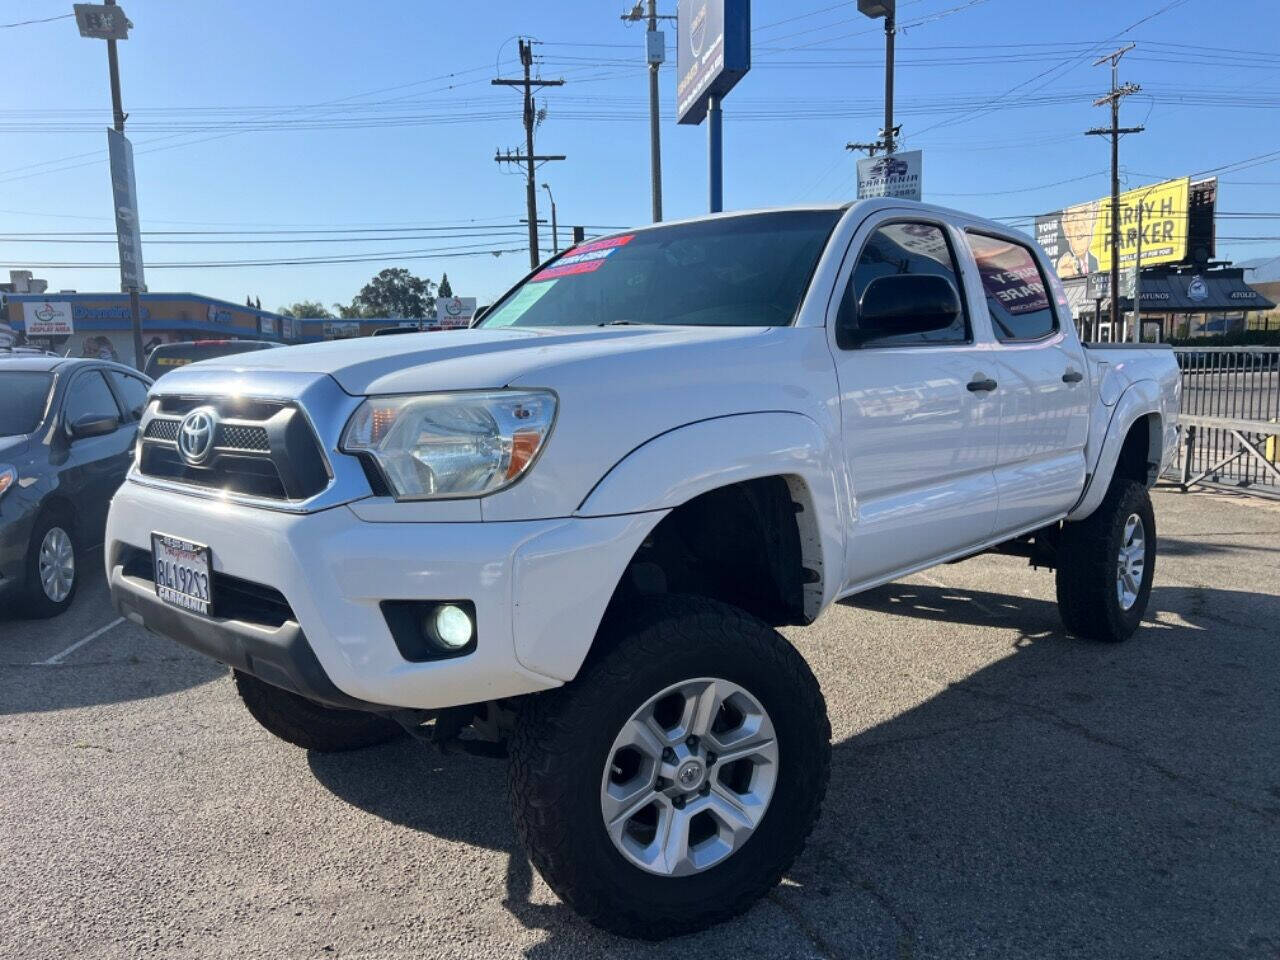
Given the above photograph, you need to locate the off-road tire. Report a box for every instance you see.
[508,595,831,940]
[232,670,404,752]
[21,507,79,619]
[1056,479,1156,642]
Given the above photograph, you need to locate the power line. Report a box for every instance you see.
[0,13,73,28]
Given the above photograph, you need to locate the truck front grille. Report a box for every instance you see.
[138,396,330,502]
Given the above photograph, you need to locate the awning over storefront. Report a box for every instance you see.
[1126,272,1276,313]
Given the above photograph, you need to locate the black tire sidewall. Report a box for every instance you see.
[1101,483,1157,638]
[512,598,830,931]
[23,509,78,618]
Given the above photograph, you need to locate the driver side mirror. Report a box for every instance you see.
[69,413,119,440]
[838,273,963,348]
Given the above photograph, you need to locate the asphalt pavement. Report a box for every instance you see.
[2,485,1278,959]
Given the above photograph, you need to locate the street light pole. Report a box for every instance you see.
[882,10,895,156]
[542,183,559,254]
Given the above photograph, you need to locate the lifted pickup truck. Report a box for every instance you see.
[106,199,1180,939]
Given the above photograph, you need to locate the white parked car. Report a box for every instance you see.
[106,200,1180,939]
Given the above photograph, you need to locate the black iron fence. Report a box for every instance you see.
[1167,347,1280,495]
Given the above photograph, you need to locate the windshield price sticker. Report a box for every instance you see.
[532,234,635,283]
[484,279,558,327]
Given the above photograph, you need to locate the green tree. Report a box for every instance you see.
[352,268,435,318]
[278,300,334,319]
[332,302,366,319]
[438,273,453,298]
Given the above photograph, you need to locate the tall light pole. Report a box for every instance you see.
[848,0,899,157]
[542,183,559,254]
[74,1,146,370]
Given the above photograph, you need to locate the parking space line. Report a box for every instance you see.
[35,617,125,666]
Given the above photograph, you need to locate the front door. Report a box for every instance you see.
[829,217,1001,590]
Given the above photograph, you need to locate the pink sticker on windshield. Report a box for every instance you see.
[530,234,634,282]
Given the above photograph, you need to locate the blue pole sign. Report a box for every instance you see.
[676,0,750,126]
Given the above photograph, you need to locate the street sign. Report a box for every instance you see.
[647,29,666,65]
[856,150,922,201]
[107,128,146,292]
[73,3,130,40]
[676,0,750,125]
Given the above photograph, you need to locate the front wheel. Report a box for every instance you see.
[232,671,404,752]
[508,596,830,940]
[1056,479,1157,642]
[22,510,79,619]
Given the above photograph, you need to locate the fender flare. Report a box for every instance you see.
[576,411,846,613]
[1068,380,1164,521]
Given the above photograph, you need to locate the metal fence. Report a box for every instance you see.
[1166,347,1280,496]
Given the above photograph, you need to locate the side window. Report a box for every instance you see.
[108,371,150,420]
[838,222,969,347]
[63,371,121,428]
[966,233,1057,341]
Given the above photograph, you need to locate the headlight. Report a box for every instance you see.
[0,464,16,499]
[340,390,556,500]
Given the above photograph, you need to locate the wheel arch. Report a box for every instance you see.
[1069,380,1164,521]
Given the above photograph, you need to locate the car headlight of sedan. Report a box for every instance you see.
[0,464,16,500]
[340,390,556,500]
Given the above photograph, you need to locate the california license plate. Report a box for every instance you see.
[151,533,213,615]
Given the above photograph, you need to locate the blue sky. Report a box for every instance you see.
[2,0,1277,311]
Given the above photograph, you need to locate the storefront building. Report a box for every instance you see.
[1,292,293,360]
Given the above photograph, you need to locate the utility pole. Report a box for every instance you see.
[74,0,146,370]
[541,183,559,254]
[494,39,565,270]
[846,0,900,161]
[1086,43,1142,341]
[622,2,676,222]
[1132,202,1143,342]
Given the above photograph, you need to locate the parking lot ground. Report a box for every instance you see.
[2,485,1279,960]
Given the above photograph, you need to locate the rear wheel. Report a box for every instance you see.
[508,595,830,939]
[1056,479,1156,642]
[22,509,79,619]
[232,671,404,752]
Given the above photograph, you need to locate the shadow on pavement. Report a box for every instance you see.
[308,581,1280,959]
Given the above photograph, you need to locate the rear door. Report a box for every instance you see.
[963,232,1089,535]
[56,368,134,539]
[827,214,1002,589]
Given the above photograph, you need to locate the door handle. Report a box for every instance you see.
[1062,369,1084,383]
[967,377,998,393]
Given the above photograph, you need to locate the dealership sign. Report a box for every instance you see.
[676,0,750,125]
[23,300,75,337]
[1036,177,1191,280]
[436,296,477,329]
[856,151,923,201]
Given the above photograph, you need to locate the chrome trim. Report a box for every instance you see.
[131,369,373,514]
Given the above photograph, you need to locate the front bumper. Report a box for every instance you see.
[105,479,662,710]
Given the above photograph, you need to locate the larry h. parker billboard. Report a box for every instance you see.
[1035,177,1191,280]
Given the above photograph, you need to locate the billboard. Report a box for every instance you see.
[857,151,923,202]
[676,0,750,125]
[1035,177,1190,280]
[435,296,477,329]
[23,300,75,337]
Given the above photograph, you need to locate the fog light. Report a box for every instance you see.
[432,603,474,650]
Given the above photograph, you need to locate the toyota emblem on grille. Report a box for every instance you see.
[177,408,218,465]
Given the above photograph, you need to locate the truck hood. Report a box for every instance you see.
[182,325,765,395]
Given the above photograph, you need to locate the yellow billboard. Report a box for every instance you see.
[1035,177,1190,280]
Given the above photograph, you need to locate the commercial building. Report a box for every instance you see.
[1,288,293,360]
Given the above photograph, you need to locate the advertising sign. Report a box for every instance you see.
[107,128,146,293]
[323,321,361,340]
[676,0,750,125]
[259,315,277,337]
[856,151,923,202]
[435,296,477,329]
[1036,177,1190,280]
[23,300,75,337]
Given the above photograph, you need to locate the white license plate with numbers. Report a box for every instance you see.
[152,533,213,616]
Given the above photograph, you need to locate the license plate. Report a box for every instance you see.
[151,533,213,615]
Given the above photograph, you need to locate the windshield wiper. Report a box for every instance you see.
[596,319,649,327]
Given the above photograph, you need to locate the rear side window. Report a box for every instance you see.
[838,222,969,347]
[109,370,151,420]
[966,233,1057,341]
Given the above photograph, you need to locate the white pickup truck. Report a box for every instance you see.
[106,199,1180,939]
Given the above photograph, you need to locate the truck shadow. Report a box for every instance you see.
[308,581,1280,958]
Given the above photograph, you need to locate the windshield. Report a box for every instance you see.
[0,372,54,436]
[479,210,840,329]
